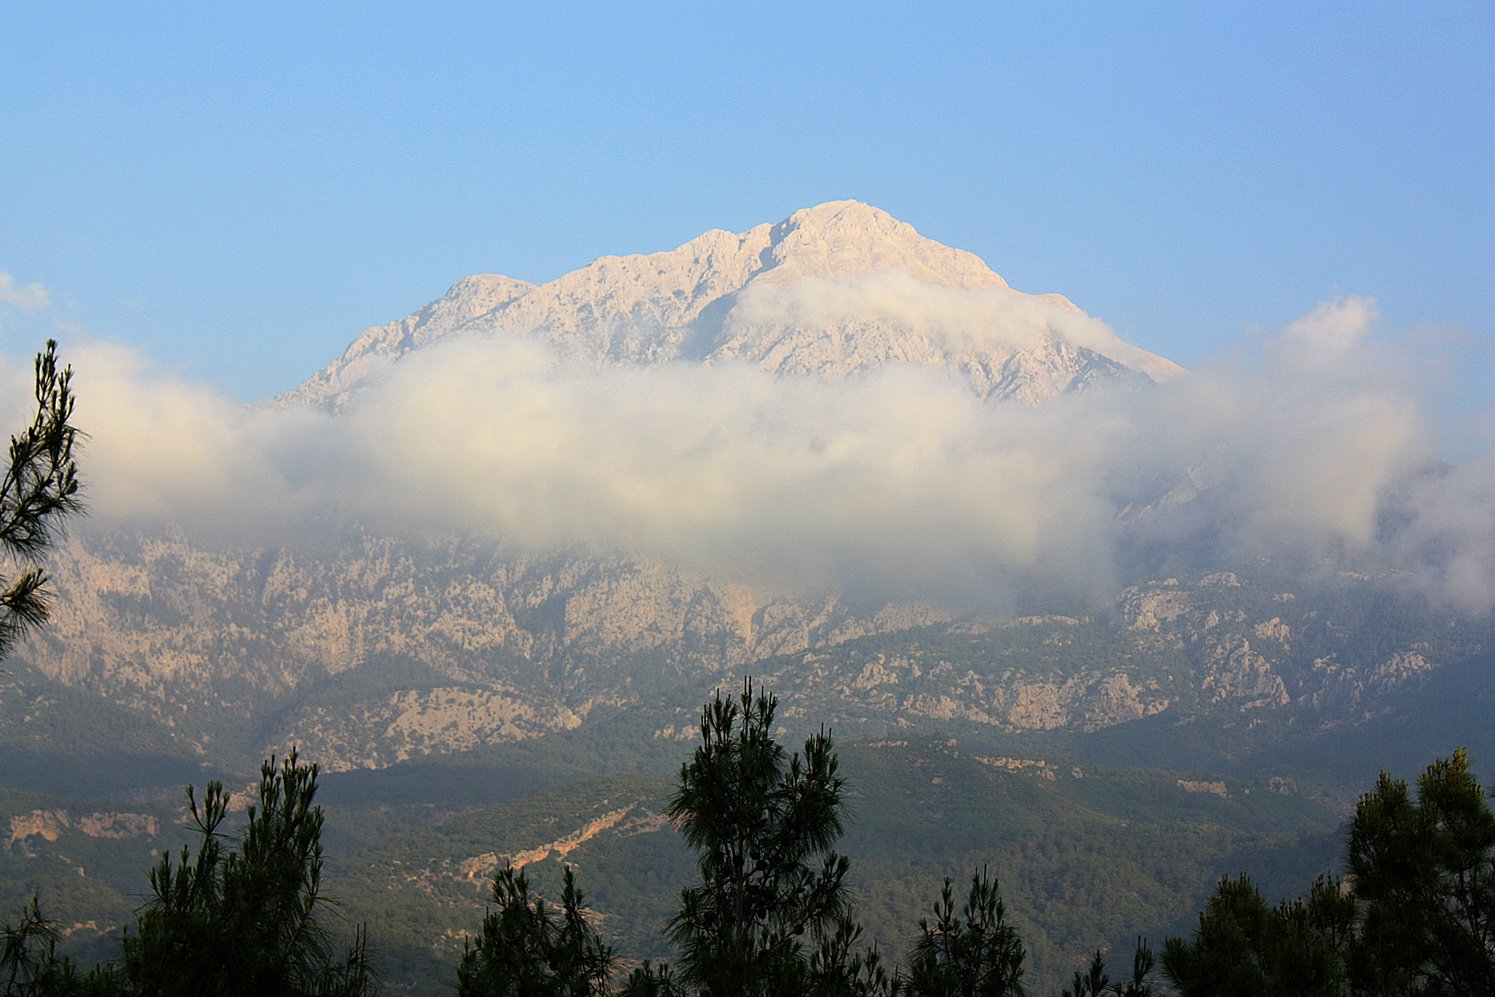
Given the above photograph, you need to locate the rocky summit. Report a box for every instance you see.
[282,200,1180,409]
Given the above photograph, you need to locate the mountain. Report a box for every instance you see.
[281,200,1180,409]
[7,201,1486,777]
[9,526,960,771]
[5,200,1491,989]
[9,527,1486,781]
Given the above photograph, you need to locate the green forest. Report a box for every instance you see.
[4,679,1492,996]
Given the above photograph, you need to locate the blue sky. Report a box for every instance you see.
[2,2,1492,402]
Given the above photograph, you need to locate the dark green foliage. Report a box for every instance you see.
[664,679,872,995]
[21,689,1494,996]
[805,915,891,996]
[2,895,86,996]
[1166,749,1495,997]
[614,961,682,997]
[118,752,373,997]
[1062,951,1109,997]
[0,340,82,661]
[4,718,1353,994]
[1116,939,1158,997]
[1161,873,1352,996]
[455,863,614,997]
[897,868,1024,997]
[299,729,1340,992]
[449,679,900,996]
[1163,874,1274,995]
[1347,747,1495,996]
[1062,939,1157,997]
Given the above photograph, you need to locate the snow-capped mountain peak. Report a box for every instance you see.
[756,199,1007,289]
[281,201,1181,409]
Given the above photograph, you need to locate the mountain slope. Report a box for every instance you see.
[8,200,1483,781]
[281,200,1181,409]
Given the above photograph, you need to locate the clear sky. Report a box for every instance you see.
[2,2,1492,402]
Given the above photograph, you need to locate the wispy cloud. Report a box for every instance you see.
[0,271,50,311]
[720,270,1184,382]
[8,296,1491,614]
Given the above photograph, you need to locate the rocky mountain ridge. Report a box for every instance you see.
[281,200,1181,409]
[9,520,1479,774]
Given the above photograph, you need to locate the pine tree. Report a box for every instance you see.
[1348,748,1495,996]
[664,679,875,996]
[0,340,82,661]
[1062,951,1109,997]
[1,895,84,996]
[119,751,373,997]
[1161,746,1495,997]
[896,868,1024,997]
[456,863,615,997]
[1061,939,1157,997]
[0,341,90,997]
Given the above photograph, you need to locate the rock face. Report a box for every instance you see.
[733,574,1477,743]
[286,274,534,408]
[11,523,1474,771]
[8,810,158,852]
[280,200,1181,410]
[17,525,962,769]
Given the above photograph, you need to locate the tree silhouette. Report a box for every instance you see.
[456,863,615,997]
[1062,950,1110,997]
[663,678,878,996]
[0,340,82,661]
[0,341,90,996]
[896,868,1025,997]
[1062,939,1157,997]
[1,895,92,996]
[1348,748,1494,995]
[1161,872,1354,997]
[119,751,373,997]
[1164,749,1494,996]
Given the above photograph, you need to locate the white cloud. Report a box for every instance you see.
[23,296,1495,614]
[1283,296,1378,352]
[61,342,323,539]
[721,270,1182,381]
[0,271,50,310]
[1271,296,1380,374]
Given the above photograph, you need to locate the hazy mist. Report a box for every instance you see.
[8,294,1491,613]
